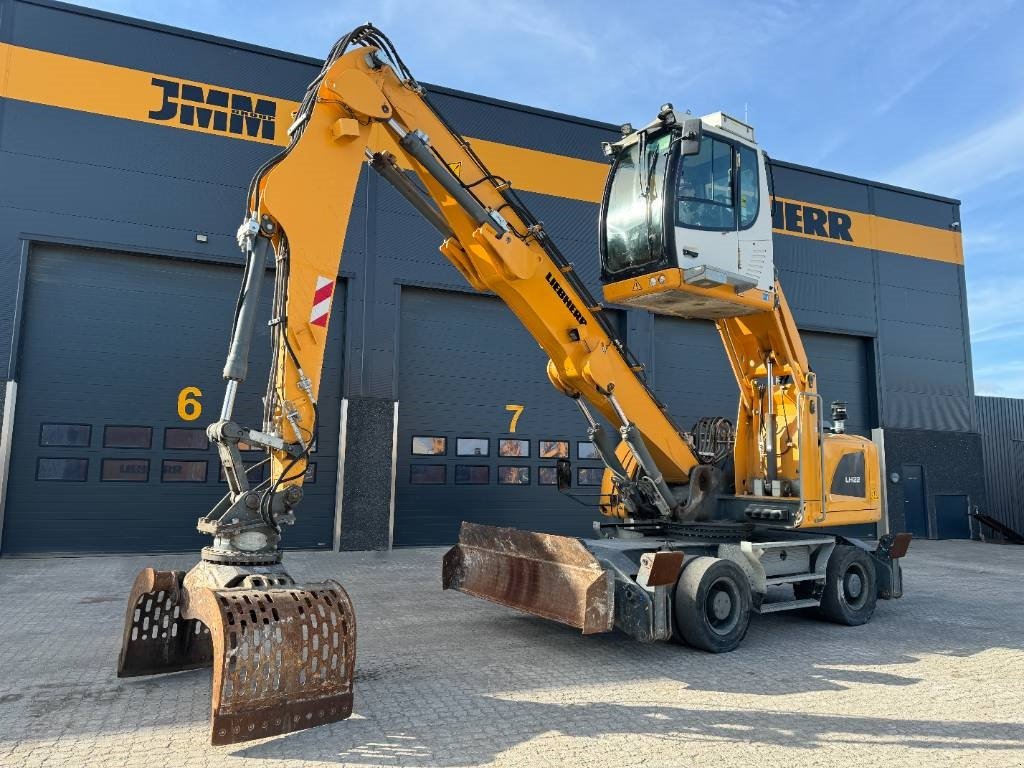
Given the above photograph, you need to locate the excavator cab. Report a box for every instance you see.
[599,110,776,321]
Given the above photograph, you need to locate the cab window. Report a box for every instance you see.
[738,144,759,228]
[677,137,734,230]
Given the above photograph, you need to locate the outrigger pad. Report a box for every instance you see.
[442,521,613,635]
[117,566,356,745]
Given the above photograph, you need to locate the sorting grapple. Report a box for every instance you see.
[118,563,354,745]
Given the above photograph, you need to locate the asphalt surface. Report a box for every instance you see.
[0,539,1022,767]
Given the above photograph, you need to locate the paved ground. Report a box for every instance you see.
[0,539,1022,768]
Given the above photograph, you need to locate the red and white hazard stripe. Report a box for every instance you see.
[309,276,335,328]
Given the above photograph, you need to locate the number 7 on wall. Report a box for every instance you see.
[505,404,524,433]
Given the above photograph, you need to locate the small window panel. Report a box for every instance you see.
[36,457,88,481]
[39,424,91,448]
[410,464,446,485]
[457,438,490,457]
[538,466,559,486]
[455,465,490,485]
[303,463,317,484]
[577,467,604,486]
[162,460,208,482]
[101,458,150,482]
[539,440,569,459]
[498,466,530,485]
[237,440,264,453]
[219,462,265,484]
[577,441,601,460]
[164,428,209,450]
[412,436,447,456]
[498,439,529,458]
[103,426,152,449]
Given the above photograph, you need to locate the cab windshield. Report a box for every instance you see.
[602,131,673,275]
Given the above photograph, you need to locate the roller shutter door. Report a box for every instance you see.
[394,287,606,546]
[652,317,873,437]
[1,246,344,554]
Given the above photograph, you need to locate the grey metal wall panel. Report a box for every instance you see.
[1,245,345,553]
[879,284,963,328]
[882,356,971,398]
[975,396,1024,533]
[884,393,972,434]
[872,187,959,230]
[880,320,966,363]
[1,99,278,193]
[770,163,871,214]
[877,251,961,294]
[0,150,238,239]
[773,232,875,283]
[777,267,876,335]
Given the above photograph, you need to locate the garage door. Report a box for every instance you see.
[652,317,873,437]
[394,287,609,546]
[1,246,344,554]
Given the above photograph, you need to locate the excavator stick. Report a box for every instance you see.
[118,564,355,745]
[442,522,614,634]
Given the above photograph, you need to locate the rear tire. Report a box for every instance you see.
[819,545,877,625]
[673,557,752,653]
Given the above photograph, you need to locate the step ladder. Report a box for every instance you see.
[719,537,835,615]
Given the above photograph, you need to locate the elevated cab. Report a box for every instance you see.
[600,110,776,319]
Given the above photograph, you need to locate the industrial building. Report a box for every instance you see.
[0,0,1000,554]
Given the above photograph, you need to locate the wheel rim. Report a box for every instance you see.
[841,562,869,610]
[704,576,741,635]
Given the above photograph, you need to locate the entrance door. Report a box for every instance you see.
[902,463,928,538]
[935,494,970,539]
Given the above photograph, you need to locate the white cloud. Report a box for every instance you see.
[885,104,1024,197]
[973,360,1024,398]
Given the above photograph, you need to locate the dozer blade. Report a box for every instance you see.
[118,564,355,745]
[442,521,613,634]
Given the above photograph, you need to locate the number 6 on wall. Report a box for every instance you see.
[505,404,524,433]
[177,386,203,421]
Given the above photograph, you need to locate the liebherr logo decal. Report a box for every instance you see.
[149,78,277,140]
[545,272,588,326]
[771,198,853,242]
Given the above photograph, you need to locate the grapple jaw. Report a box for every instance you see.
[442,521,614,634]
[118,562,355,745]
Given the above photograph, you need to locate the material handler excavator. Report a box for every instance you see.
[117,25,910,745]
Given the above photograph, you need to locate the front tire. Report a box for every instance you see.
[819,545,877,625]
[673,557,752,653]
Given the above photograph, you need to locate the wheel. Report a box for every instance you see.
[673,557,752,653]
[819,545,877,625]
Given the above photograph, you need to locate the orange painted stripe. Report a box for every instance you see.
[771,196,962,265]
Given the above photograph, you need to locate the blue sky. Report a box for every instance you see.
[77,0,1024,397]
